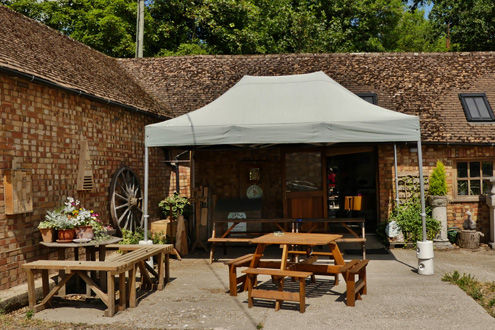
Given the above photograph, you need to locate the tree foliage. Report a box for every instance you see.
[430,0,495,51]
[2,0,447,57]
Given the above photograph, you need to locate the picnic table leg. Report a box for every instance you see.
[329,242,345,285]
[119,272,126,311]
[26,269,37,311]
[209,242,215,264]
[128,266,137,308]
[105,273,116,317]
[299,277,306,313]
[274,276,284,311]
[165,252,170,284]
[57,249,67,297]
[157,251,165,290]
[99,245,107,291]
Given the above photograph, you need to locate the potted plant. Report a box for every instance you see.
[38,218,56,243]
[428,160,450,246]
[158,193,191,256]
[158,192,192,220]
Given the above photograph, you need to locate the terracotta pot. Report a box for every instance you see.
[40,228,55,243]
[57,228,75,241]
[75,225,94,240]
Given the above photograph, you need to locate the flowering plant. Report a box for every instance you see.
[45,197,102,230]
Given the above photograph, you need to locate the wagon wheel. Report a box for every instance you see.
[109,166,143,235]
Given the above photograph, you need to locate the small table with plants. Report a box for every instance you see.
[37,196,120,295]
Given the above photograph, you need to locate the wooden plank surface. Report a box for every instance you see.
[250,233,342,245]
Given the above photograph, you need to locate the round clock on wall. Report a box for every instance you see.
[246,184,263,199]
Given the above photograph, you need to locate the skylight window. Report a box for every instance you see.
[357,93,377,105]
[459,93,495,122]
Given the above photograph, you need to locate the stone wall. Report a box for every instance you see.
[0,73,171,290]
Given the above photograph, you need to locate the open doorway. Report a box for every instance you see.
[326,150,377,231]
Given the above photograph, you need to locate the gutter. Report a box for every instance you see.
[0,66,169,121]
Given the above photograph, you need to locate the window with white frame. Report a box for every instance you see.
[456,160,494,196]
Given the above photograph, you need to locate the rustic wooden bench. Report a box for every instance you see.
[224,253,255,296]
[22,245,172,316]
[242,267,313,313]
[106,243,172,286]
[339,259,369,307]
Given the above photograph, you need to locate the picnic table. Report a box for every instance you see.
[240,232,368,312]
[209,217,367,263]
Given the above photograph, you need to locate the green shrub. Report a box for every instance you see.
[429,160,448,196]
[390,200,440,243]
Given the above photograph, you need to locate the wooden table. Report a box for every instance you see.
[245,233,345,311]
[249,232,345,270]
[209,218,366,262]
[40,236,122,295]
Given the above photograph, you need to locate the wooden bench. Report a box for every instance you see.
[242,267,313,313]
[339,259,369,307]
[107,243,172,286]
[22,245,172,316]
[224,253,255,296]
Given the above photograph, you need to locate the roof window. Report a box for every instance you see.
[459,93,495,122]
[357,93,377,105]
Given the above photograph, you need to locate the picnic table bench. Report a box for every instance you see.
[22,244,173,317]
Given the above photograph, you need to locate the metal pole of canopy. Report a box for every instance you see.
[143,146,149,242]
[416,140,427,241]
[394,144,399,209]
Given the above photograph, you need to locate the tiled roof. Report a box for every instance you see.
[0,5,171,118]
[118,52,495,144]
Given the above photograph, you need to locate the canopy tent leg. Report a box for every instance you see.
[416,139,434,275]
[143,146,150,242]
[394,144,399,209]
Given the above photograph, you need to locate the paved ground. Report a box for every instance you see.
[3,238,495,330]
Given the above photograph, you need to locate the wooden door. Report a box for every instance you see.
[283,150,327,220]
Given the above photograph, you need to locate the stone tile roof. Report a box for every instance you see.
[0,5,171,118]
[118,52,495,144]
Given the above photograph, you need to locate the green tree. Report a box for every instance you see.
[2,0,139,57]
[430,0,495,51]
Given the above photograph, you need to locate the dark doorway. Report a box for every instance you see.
[326,151,377,231]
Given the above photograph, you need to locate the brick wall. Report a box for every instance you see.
[378,144,493,240]
[0,74,171,290]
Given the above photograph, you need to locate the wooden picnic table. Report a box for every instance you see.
[209,217,367,263]
[242,232,346,312]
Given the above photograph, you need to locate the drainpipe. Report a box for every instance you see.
[394,144,399,208]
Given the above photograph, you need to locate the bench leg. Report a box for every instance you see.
[26,269,37,311]
[228,264,238,296]
[274,277,284,311]
[105,273,116,317]
[299,277,306,313]
[246,274,255,308]
[157,251,164,290]
[119,273,126,311]
[128,266,137,308]
[344,272,356,307]
[209,243,215,264]
[165,252,170,284]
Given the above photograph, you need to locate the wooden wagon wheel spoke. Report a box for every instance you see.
[109,166,143,236]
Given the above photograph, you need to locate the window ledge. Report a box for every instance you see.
[452,195,486,203]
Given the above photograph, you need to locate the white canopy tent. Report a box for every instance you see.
[143,71,428,268]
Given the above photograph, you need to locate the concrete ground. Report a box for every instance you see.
[3,236,495,330]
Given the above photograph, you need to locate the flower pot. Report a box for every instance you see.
[40,228,55,243]
[57,228,75,242]
[75,225,94,240]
